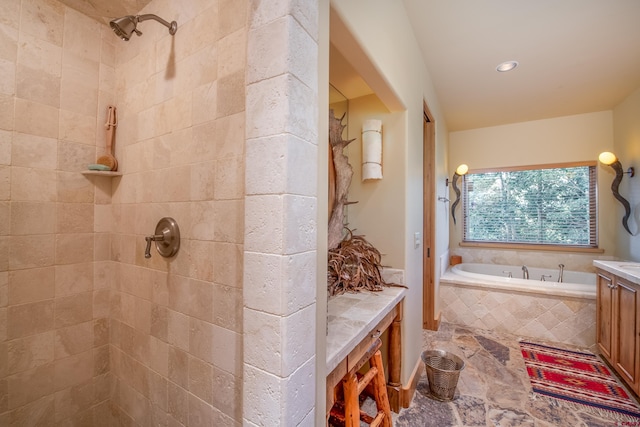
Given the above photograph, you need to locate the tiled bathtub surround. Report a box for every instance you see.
[440,282,596,349]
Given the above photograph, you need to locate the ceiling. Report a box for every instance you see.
[402,0,640,131]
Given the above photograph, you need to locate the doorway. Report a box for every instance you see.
[422,102,439,330]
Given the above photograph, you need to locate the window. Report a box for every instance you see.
[462,162,597,248]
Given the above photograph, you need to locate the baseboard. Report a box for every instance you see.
[400,356,424,408]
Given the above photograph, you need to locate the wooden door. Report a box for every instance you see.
[422,104,437,330]
[615,278,638,388]
[596,271,614,361]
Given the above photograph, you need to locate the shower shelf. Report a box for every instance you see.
[81,170,122,177]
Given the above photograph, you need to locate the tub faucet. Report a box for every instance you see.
[557,264,564,283]
[522,266,529,280]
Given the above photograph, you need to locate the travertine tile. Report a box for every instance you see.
[54,351,93,390]
[58,110,96,145]
[55,233,94,265]
[212,283,241,333]
[55,262,94,297]
[440,283,596,348]
[57,171,94,203]
[215,155,244,200]
[167,381,188,425]
[7,362,54,409]
[212,243,242,288]
[54,321,94,359]
[6,331,55,375]
[168,346,189,389]
[9,234,55,270]
[56,203,93,233]
[0,129,10,165]
[211,325,240,376]
[11,133,57,169]
[53,378,94,422]
[54,292,93,328]
[57,140,95,172]
[11,167,57,202]
[20,0,64,46]
[6,300,54,339]
[213,200,243,243]
[14,98,59,138]
[189,394,214,427]
[0,94,15,131]
[190,161,216,202]
[6,393,55,426]
[8,267,55,305]
[188,356,213,404]
[192,82,217,126]
[218,0,246,39]
[167,309,190,351]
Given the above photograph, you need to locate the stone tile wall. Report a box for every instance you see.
[1,1,116,424]
[107,0,247,425]
[440,283,596,349]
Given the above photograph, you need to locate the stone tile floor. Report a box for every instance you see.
[391,322,640,427]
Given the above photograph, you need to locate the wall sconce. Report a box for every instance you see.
[599,151,635,234]
[446,164,469,224]
[362,119,382,181]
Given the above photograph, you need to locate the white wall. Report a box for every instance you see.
[613,87,640,261]
[331,0,450,383]
[448,111,617,271]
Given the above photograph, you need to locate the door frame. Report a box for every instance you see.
[422,102,439,330]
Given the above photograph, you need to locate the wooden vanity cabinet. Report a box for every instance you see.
[596,268,640,393]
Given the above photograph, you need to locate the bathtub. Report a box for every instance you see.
[439,262,596,348]
[443,262,596,299]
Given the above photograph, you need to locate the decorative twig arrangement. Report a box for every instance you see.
[328,109,355,250]
[327,230,388,296]
[327,109,394,296]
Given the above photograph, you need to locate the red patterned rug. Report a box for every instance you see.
[520,341,640,421]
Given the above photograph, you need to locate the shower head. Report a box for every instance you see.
[110,14,177,41]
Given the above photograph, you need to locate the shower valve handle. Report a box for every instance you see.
[144,232,167,258]
[144,217,181,259]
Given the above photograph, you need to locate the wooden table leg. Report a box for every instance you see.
[387,304,402,411]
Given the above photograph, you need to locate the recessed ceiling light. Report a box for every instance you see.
[496,61,519,72]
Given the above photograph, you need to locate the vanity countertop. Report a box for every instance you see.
[326,286,406,374]
[594,260,640,286]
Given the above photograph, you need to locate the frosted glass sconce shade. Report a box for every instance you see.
[362,119,382,181]
[598,151,635,234]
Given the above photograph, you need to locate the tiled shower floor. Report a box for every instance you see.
[392,322,638,427]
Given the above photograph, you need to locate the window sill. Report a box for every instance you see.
[459,241,605,254]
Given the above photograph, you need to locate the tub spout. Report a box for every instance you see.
[522,266,529,280]
[557,264,564,283]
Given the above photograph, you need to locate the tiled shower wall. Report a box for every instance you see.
[107,0,246,425]
[1,1,116,424]
[1,0,247,425]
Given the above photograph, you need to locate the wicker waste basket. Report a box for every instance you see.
[421,349,465,401]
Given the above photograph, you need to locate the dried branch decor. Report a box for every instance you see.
[328,109,355,250]
[327,230,388,296]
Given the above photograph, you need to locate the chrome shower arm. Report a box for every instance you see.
[137,14,178,35]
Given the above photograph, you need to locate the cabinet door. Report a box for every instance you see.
[615,278,638,388]
[596,272,614,361]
